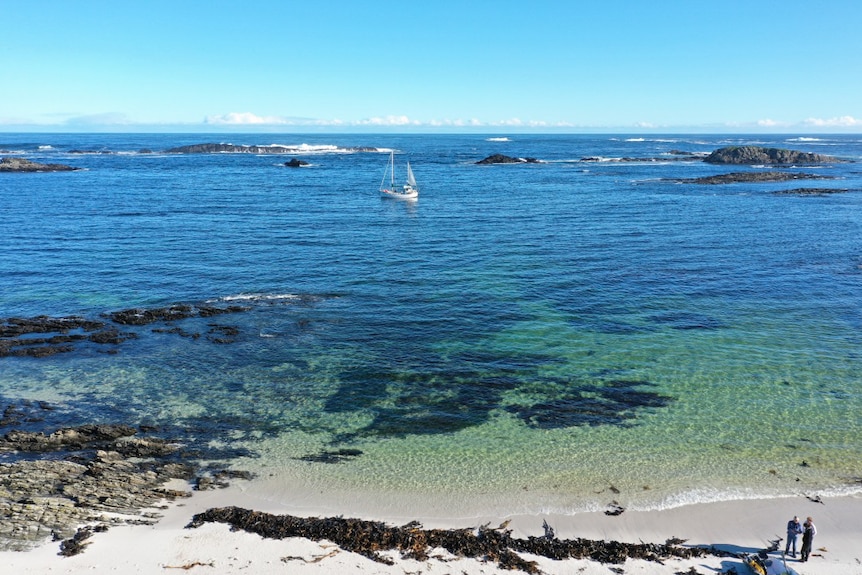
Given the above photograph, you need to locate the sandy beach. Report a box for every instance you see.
[2,483,859,575]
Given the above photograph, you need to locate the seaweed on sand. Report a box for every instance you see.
[187,507,716,573]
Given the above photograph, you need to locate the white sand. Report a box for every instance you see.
[2,484,859,574]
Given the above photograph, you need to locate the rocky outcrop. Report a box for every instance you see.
[0,402,255,553]
[0,157,79,172]
[166,143,286,154]
[679,172,836,185]
[284,158,309,167]
[0,303,250,358]
[0,316,135,358]
[0,423,194,551]
[704,146,839,165]
[165,143,378,154]
[581,155,703,162]
[476,154,541,164]
[774,188,851,195]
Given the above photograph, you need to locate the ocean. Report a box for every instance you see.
[1,133,860,519]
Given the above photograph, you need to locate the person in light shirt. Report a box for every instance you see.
[800,517,817,562]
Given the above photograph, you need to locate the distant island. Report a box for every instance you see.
[477,146,843,166]
[0,157,79,172]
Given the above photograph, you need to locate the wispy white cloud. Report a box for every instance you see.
[65,113,133,126]
[204,112,291,125]
[355,115,418,126]
[757,118,784,127]
[803,115,861,127]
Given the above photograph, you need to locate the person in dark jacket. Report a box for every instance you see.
[800,517,817,562]
[784,515,803,557]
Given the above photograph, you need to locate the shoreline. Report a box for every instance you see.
[2,482,859,574]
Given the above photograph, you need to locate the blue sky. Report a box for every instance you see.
[1,0,860,133]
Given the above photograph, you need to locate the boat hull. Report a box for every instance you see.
[380,188,418,200]
[743,552,799,575]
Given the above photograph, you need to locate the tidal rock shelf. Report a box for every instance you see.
[0,416,251,554]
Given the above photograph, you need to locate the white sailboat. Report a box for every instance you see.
[379,151,418,199]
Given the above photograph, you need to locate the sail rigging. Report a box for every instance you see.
[379,152,418,200]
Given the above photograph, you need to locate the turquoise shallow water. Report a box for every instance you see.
[1,133,860,515]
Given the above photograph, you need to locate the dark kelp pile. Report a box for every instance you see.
[187,507,725,573]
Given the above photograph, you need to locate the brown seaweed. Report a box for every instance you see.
[187,506,717,573]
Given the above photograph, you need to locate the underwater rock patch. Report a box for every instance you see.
[0,298,296,359]
[295,448,363,464]
[0,316,120,357]
[106,303,249,326]
[648,312,724,330]
[676,171,835,185]
[508,380,674,429]
[774,187,852,195]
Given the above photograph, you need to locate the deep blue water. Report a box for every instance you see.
[1,133,861,514]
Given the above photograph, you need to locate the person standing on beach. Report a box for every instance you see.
[800,517,817,562]
[784,515,803,557]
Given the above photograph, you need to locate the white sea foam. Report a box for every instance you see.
[37,145,54,150]
[624,138,645,142]
[213,293,301,303]
[787,137,823,142]
[486,137,511,142]
[638,482,862,513]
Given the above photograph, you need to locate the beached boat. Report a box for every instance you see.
[379,151,418,200]
[742,551,799,575]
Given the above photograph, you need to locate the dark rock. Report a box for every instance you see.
[0,316,104,338]
[88,328,137,345]
[107,303,248,326]
[194,469,254,491]
[0,157,79,172]
[704,146,840,165]
[476,154,541,165]
[581,155,703,163]
[0,315,130,358]
[165,143,378,154]
[284,158,309,167]
[59,525,102,556]
[2,424,138,452]
[679,171,834,185]
[774,187,851,195]
[112,437,180,458]
[296,448,363,464]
